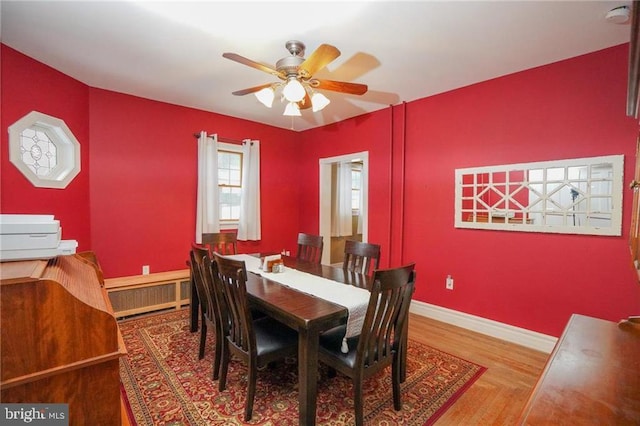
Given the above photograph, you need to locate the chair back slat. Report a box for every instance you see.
[191,243,216,320]
[296,232,324,264]
[343,240,381,276]
[202,255,227,332]
[203,232,238,255]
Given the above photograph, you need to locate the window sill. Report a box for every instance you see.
[219,222,238,231]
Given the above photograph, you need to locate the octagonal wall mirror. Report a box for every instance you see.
[8,111,81,189]
[454,155,624,236]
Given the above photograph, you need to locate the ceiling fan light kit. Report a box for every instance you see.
[283,78,306,102]
[311,92,330,112]
[255,87,275,108]
[283,102,301,117]
[223,40,368,117]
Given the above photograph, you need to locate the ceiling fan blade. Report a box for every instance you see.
[232,83,273,96]
[314,79,368,95]
[298,92,312,110]
[222,52,284,77]
[299,44,340,78]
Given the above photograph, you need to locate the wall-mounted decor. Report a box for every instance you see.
[8,111,81,189]
[455,155,624,236]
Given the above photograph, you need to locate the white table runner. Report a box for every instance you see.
[226,254,370,351]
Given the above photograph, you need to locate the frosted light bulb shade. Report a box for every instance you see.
[311,92,330,112]
[255,87,274,107]
[283,78,306,102]
[283,102,301,116]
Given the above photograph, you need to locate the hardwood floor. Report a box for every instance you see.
[407,313,550,425]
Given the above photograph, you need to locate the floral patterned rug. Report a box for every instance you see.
[119,309,485,425]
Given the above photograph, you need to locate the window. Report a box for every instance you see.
[8,111,81,189]
[351,165,362,214]
[217,145,243,224]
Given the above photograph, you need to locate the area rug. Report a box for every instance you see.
[119,309,485,425]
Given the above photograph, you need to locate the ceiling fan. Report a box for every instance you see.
[222,40,368,116]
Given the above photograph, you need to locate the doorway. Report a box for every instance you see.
[319,152,369,264]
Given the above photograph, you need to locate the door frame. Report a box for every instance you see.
[319,151,369,264]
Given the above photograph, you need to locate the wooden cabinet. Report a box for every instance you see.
[0,254,126,425]
[519,314,640,425]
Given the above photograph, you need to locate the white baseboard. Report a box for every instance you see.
[410,300,557,353]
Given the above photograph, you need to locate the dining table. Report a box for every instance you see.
[189,255,377,426]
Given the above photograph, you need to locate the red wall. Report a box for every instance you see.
[296,109,395,266]
[301,44,640,336]
[1,44,300,278]
[1,45,92,249]
[3,42,639,336]
[88,89,300,276]
[406,45,639,337]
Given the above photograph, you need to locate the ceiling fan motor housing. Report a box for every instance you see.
[276,56,305,78]
[277,40,307,78]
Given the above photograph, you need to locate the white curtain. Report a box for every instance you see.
[357,181,363,235]
[331,162,353,237]
[238,139,261,241]
[195,131,219,243]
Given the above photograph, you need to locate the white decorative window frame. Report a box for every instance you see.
[8,111,81,189]
[454,155,624,236]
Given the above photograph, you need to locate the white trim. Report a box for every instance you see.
[319,151,369,264]
[410,300,557,353]
[218,141,242,152]
[219,222,238,230]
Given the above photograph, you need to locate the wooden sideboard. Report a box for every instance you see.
[519,314,640,425]
[0,254,126,425]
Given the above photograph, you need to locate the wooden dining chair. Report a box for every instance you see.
[190,243,216,362]
[200,254,228,381]
[343,240,381,276]
[210,252,298,421]
[317,263,416,426]
[196,250,268,381]
[202,232,237,255]
[296,232,323,264]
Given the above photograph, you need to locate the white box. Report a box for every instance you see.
[1,229,62,250]
[0,214,60,234]
[0,239,78,261]
[56,239,78,255]
[0,214,61,250]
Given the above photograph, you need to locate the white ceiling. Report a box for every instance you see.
[0,1,633,131]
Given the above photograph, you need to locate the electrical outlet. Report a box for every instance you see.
[446,275,454,290]
[142,265,150,275]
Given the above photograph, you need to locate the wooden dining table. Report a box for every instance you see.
[189,255,372,426]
